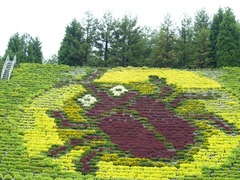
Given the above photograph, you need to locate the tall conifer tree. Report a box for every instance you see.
[177,14,194,68]
[150,14,177,67]
[216,8,240,67]
[193,29,212,68]
[58,19,85,66]
[81,11,99,64]
[111,15,146,66]
[209,8,224,67]
[192,9,212,68]
[4,33,43,63]
[97,11,116,66]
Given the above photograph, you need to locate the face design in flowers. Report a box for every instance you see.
[109,85,128,96]
[78,94,97,106]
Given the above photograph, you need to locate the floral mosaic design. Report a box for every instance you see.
[78,94,97,107]
[0,65,240,180]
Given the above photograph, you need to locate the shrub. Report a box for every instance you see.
[3,174,13,180]
[14,174,23,180]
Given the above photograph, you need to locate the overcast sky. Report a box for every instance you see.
[0,0,239,59]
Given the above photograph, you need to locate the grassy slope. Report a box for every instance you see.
[0,64,239,179]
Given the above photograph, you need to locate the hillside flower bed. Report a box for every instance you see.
[0,65,240,179]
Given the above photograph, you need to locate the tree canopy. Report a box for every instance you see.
[3,33,43,63]
[2,7,240,68]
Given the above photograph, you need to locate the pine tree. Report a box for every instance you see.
[194,9,210,34]
[4,33,24,61]
[216,8,240,67]
[4,33,43,63]
[150,14,177,67]
[141,26,154,66]
[28,37,43,63]
[81,11,99,65]
[177,14,194,68]
[209,8,224,67]
[111,15,146,67]
[96,11,116,66]
[192,9,212,68]
[58,19,85,66]
[193,29,212,68]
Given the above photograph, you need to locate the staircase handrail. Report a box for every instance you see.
[1,55,10,79]
[7,56,17,80]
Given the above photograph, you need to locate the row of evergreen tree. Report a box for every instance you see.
[2,33,43,64]
[2,7,240,68]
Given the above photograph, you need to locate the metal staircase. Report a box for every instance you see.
[1,55,16,80]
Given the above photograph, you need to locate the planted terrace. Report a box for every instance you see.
[0,65,239,179]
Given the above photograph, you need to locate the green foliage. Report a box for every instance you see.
[74,74,86,81]
[14,174,23,180]
[150,14,178,67]
[95,11,115,66]
[41,177,53,180]
[81,11,99,65]
[220,67,240,99]
[4,33,43,63]
[192,9,212,68]
[55,8,240,68]
[194,8,210,34]
[33,174,44,180]
[192,29,212,68]
[3,8,240,68]
[28,36,43,63]
[58,19,85,66]
[177,14,194,68]
[216,8,240,67]
[24,175,33,180]
[58,13,149,67]
[3,174,12,180]
[110,15,147,67]
[54,178,65,180]
[209,8,224,67]
[0,63,70,175]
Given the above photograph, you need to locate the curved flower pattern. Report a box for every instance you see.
[109,85,128,96]
[1,65,240,179]
[78,94,97,106]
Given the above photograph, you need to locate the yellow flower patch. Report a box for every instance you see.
[63,99,87,123]
[23,108,64,156]
[53,146,90,172]
[57,129,95,141]
[128,82,158,95]
[218,113,240,129]
[95,68,221,90]
[96,161,178,179]
[205,92,240,129]
[175,100,206,115]
[21,85,87,156]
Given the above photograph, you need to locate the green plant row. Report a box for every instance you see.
[0,64,96,178]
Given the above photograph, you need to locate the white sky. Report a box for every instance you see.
[0,0,239,59]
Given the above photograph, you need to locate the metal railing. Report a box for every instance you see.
[7,56,17,80]
[0,55,17,80]
[0,55,9,79]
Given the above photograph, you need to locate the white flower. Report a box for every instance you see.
[78,94,97,106]
[109,85,128,96]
